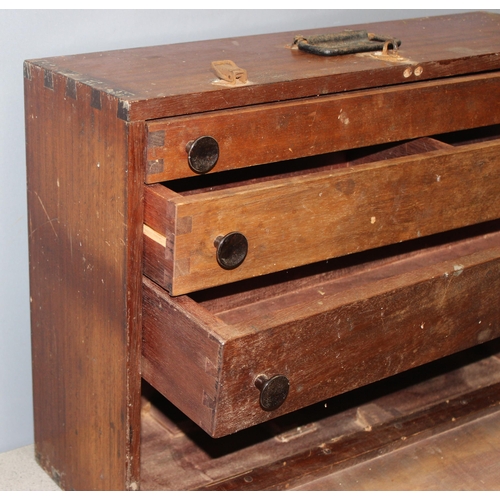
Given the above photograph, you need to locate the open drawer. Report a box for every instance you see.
[142,223,500,437]
[145,72,500,183]
[144,132,500,295]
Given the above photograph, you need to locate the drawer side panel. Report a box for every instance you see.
[142,279,225,435]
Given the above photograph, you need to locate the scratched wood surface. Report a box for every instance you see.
[26,12,500,121]
[25,11,500,491]
[297,410,500,490]
[25,62,144,490]
[140,340,500,490]
[144,135,500,295]
[145,72,500,182]
[142,226,500,437]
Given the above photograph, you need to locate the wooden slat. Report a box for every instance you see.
[145,138,500,295]
[125,121,147,490]
[142,230,500,437]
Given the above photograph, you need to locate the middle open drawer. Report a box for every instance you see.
[144,134,500,296]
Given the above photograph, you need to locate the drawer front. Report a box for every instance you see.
[142,229,500,437]
[145,72,500,183]
[144,138,500,295]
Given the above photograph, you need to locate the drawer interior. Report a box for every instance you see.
[144,125,500,295]
[141,338,500,490]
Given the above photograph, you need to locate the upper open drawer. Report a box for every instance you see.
[144,131,500,296]
[145,72,500,183]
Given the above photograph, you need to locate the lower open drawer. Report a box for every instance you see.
[142,223,500,438]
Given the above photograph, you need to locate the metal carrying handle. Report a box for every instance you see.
[292,30,401,56]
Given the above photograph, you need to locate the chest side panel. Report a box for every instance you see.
[25,62,144,490]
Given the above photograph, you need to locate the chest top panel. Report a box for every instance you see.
[26,12,500,121]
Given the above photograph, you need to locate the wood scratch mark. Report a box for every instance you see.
[34,192,58,238]
[380,307,387,333]
[308,109,318,127]
[338,110,350,125]
[441,263,464,306]
[308,106,320,150]
[440,272,455,307]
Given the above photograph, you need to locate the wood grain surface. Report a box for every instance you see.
[26,11,500,490]
[25,62,143,491]
[146,72,500,182]
[297,410,500,490]
[26,12,500,121]
[144,136,500,295]
[142,229,500,436]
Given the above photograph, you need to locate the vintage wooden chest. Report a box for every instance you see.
[25,12,500,490]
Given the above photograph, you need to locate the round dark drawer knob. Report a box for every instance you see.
[214,232,248,270]
[185,136,219,174]
[255,374,289,411]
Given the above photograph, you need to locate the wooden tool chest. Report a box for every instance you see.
[25,12,500,490]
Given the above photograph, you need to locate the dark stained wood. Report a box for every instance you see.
[139,342,500,490]
[141,289,225,435]
[25,62,143,490]
[142,229,500,437]
[27,13,500,120]
[26,11,500,490]
[203,382,500,491]
[26,12,500,122]
[124,121,147,489]
[145,72,500,182]
[144,136,500,295]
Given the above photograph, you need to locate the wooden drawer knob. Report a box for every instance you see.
[185,136,219,174]
[214,232,248,270]
[255,374,289,411]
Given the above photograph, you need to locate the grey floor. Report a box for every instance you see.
[0,445,60,491]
